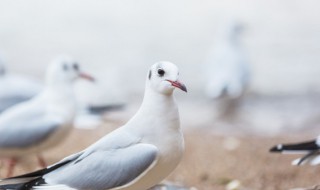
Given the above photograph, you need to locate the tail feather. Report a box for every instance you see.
[0,177,44,190]
[88,104,125,114]
[7,159,72,180]
[0,159,73,190]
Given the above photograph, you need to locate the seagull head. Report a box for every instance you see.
[46,56,95,85]
[147,61,187,95]
[225,21,244,42]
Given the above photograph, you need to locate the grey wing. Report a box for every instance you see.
[0,96,31,113]
[44,143,158,190]
[0,116,61,148]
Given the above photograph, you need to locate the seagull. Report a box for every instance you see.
[270,136,320,165]
[0,61,187,190]
[204,21,250,117]
[0,56,42,113]
[204,21,250,99]
[0,55,122,129]
[0,56,94,177]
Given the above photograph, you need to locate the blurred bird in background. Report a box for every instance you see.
[0,55,42,113]
[0,53,124,130]
[270,136,320,165]
[0,56,94,177]
[204,20,250,119]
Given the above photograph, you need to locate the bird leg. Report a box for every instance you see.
[37,155,47,168]
[6,158,17,178]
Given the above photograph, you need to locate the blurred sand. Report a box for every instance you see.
[1,118,319,190]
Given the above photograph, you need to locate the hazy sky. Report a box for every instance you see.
[0,0,319,96]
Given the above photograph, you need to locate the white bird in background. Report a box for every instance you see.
[270,136,320,165]
[0,56,94,177]
[0,61,187,190]
[0,56,42,112]
[204,21,250,117]
[0,54,122,129]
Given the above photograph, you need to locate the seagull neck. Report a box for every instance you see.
[141,88,175,110]
[44,83,76,120]
[46,82,74,97]
[126,87,180,133]
[133,88,178,126]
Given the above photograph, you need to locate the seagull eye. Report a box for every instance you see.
[157,69,165,77]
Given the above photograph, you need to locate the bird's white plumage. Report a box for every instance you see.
[23,61,186,190]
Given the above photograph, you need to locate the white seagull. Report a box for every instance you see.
[0,57,42,113]
[0,61,187,190]
[0,55,117,128]
[204,21,250,117]
[270,136,320,165]
[0,56,94,177]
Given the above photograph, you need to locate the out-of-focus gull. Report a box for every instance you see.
[0,61,187,190]
[0,55,120,128]
[270,136,320,165]
[204,21,250,118]
[204,21,250,117]
[0,56,42,112]
[0,56,94,177]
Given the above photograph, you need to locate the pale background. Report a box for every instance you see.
[0,0,319,135]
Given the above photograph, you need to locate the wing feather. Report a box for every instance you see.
[44,144,158,190]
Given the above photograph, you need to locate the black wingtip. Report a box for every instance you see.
[88,104,125,114]
[270,139,319,153]
[270,144,283,152]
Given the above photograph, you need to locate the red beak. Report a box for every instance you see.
[79,72,95,82]
[166,80,187,92]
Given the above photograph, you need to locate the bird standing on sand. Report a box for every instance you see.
[0,56,94,177]
[270,136,320,165]
[0,61,187,190]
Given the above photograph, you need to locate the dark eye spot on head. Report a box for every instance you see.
[148,70,152,80]
[157,68,165,77]
[63,63,68,71]
[73,63,79,71]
